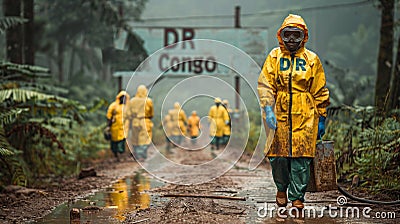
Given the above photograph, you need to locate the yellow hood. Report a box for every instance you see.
[276,14,309,53]
[135,85,148,98]
[116,91,130,103]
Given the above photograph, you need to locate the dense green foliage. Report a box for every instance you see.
[325,106,400,197]
[0,0,149,188]
[0,61,110,187]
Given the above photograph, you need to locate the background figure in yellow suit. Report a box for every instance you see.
[187,110,201,144]
[222,99,232,145]
[208,98,229,150]
[162,110,174,152]
[106,91,130,161]
[169,102,187,147]
[257,14,330,211]
[124,85,154,162]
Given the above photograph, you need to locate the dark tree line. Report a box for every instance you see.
[2,0,399,112]
[2,0,148,83]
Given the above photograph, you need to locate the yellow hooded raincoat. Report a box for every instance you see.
[222,100,232,136]
[258,14,330,157]
[187,111,200,137]
[162,110,174,138]
[124,85,154,146]
[208,98,230,138]
[107,91,130,142]
[170,102,188,136]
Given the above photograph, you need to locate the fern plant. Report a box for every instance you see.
[0,61,87,187]
[0,17,27,34]
[325,105,400,197]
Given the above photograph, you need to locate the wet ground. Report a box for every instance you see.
[1,141,399,223]
[0,155,141,223]
[37,171,164,223]
[121,145,399,224]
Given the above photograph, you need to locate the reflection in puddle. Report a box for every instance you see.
[107,172,151,221]
[37,171,163,223]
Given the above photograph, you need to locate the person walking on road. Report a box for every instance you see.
[124,85,154,162]
[187,110,201,144]
[208,97,229,150]
[169,102,188,147]
[222,99,232,145]
[162,109,174,152]
[106,91,130,162]
[257,14,330,212]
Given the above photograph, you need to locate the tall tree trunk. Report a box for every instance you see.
[57,41,65,83]
[23,0,34,65]
[375,0,394,113]
[68,48,76,79]
[389,36,400,110]
[3,0,23,64]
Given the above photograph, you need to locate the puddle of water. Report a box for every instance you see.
[36,171,164,224]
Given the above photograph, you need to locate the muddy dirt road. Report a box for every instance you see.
[122,145,399,224]
[0,155,141,223]
[1,142,399,223]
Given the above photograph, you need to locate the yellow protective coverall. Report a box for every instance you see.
[124,85,154,146]
[187,111,200,138]
[162,110,174,150]
[257,14,330,158]
[222,100,232,137]
[208,99,229,138]
[170,102,188,137]
[107,91,130,142]
[162,110,174,139]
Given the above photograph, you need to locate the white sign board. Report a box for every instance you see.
[114,27,268,76]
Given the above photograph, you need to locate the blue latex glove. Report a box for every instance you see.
[317,116,326,140]
[264,106,277,130]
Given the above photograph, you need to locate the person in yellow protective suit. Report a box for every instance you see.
[257,14,330,211]
[208,97,229,150]
[106,91,130,161]
[169,102,188,147]
[222,99,232,145]
[187,110,201,144]
[124,85,154,162]
[162,110,174,152]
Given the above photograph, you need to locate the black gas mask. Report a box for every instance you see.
[281,26,304,53]
[119,95,126,104]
